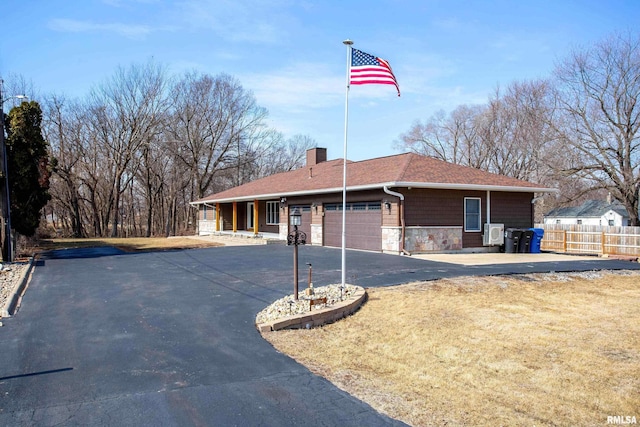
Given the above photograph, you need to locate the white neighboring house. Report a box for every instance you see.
[543,200,630,226]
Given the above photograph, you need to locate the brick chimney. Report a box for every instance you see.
[306,147,327,166]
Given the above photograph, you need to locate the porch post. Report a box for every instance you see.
[215,203,220,231]
[254,199,259,235]
[233,202,237,233]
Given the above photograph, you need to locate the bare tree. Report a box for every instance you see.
[395,110,452,161]
[86,61,170,236]
[236,132,317,183]
[268,133,317,174]
[42,95,86,237]
[36,65,339,238]
[397,80,555,181]
[396,106,485,166]
[483,80,555,181]
[137,134,172,237]
[551,32,640,225]
[166,72,268,199]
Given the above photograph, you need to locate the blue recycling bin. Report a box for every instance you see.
[529,228,545,253]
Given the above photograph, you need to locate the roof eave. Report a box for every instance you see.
[392,182,557,193]
[190,181,557,205]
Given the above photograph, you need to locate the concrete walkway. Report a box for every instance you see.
[412,252,602,266]
[189,234,629,267]
[183,232,282,246]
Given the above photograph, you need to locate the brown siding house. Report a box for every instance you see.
[191,148,554,254]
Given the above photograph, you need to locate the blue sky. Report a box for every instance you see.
[1,0,638,161]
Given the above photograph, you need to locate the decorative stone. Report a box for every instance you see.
[255,284,359,325]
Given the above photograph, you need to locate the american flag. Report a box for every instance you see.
[350,48,400,96]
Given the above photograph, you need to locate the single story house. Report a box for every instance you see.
[543,199,630,227]
[191,148,554,254]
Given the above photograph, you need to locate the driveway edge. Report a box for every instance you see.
[257,286,367,332]
[2,256,36,318]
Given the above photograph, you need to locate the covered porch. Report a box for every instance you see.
[197,199,284,239]
[208,229,282,241]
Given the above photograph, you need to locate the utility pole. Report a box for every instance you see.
[0,79,12,262]
[0,79,23,262]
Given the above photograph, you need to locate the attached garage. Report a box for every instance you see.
[324,202,382,251]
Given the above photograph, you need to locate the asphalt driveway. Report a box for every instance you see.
[0,245,637,426]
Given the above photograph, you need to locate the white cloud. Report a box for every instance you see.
[240,62,344,112]
[102,0,160,6]
[48,18,159,39]
[175,0,297,44]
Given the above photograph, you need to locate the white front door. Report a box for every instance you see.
[247,202,254,230]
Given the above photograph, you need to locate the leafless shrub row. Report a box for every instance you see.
[36,64,315,237]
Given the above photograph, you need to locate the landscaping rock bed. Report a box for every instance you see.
[256,284,360,325]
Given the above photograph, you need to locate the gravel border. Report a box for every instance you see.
[0,259,35,319]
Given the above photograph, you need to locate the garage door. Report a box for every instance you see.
[324,202,382,251]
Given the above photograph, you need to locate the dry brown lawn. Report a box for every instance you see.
[263,271,640,427]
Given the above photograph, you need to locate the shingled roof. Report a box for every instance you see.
[545,199,629,218]
[192,152,553,204]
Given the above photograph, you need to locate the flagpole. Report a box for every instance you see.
[341,39,353,290]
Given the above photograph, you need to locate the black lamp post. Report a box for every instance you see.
[287,207,306,300]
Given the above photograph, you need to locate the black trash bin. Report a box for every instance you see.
[518,229,535,253]
[505,228,523,253]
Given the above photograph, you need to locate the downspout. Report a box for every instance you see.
[531,194,544,227]
[531,195,545,204]
[383,186,408,255]
[486,190,491,225]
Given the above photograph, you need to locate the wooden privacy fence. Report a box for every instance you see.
[535,224,640,257]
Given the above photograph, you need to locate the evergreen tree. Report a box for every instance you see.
[5,101,51,237]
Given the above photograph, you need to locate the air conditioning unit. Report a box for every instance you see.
[483,223,505,246]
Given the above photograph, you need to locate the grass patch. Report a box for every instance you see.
[25,237,223,255]
[263,271,640,426]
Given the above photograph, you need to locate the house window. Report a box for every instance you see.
[324,202,381,211]
[608,219,614,226]
[577,219,582,225]
[266,201,279,225]
[556,219,560,224]
[202,205,216,221]
[464,198,481,232]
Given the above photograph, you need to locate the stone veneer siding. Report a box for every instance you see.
[311,224,323,246]
[198,220,217,235]
[382,226,463,254]
[381,227,402,253]
[279,223,288,241]
[404,226,463,253]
